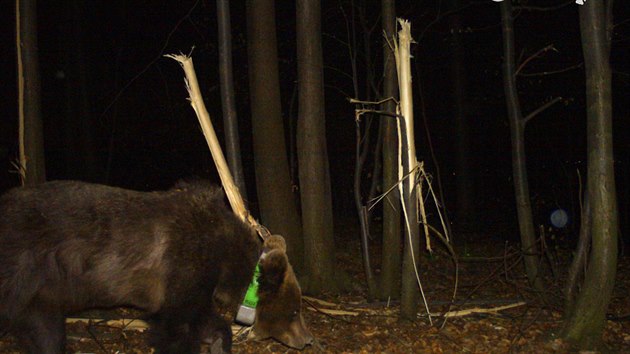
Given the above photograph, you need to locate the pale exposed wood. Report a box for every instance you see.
[15,0,26,184]
[302,295,337,307]
[66,318,149,331]
[66,318,243,334]
[305,307,360,317]
[428,302,526,318]
[394,19,431,324]
[393,20,416,213]
[15,0,46,185]
[165,54,270,240]
[303,297,524,319]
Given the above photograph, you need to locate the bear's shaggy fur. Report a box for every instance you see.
[0,180,311,353]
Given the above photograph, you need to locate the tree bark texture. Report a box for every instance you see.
[500,0,544,293]
[399,133,420,321]
[448,0,474,230]
[217,0,247,199]
[347,1,376,299]
[17,0,46,185]
[247,0,304,267]
[395,20,420,321]
[562,0,618,349]
[379,0,401,300]
[564,194,591,315]
[296,0,337,293]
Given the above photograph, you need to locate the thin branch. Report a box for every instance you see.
[321,60,354,81]
[613,18,630,29]
[523,96,563,125]
[515,44,557,77]
[520,62,583,77]
[322,32,350,48]
[99,0,200,120]
[368,163,417,211]
[349,97,398,106]
[516,0,573,12]
[416,2,477,42]
[432,302,526,318]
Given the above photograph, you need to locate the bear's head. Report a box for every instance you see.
[250,235,313,349]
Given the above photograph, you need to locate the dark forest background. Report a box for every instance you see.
[1,0,629,240]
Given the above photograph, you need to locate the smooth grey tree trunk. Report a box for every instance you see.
[500,0,544,294]
[217,0,247,199]
[379,0,401,300]
[562,0,618,349]
[564,194,591,314]
[247,0,304,267]
[17,0,46,185]
[448,0,474,230]
[296,0,337,293]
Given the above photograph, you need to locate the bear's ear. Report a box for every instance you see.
[258,249,288,295]
[263,234,287,253]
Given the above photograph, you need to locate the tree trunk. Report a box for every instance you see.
[346,1,376,299]
[379,0,401,300]
[247,0,304,267]
[396,20,420,321]
[400,141,420,321]
[296,0,337,293]
[217,0,247,199]
[500,0,544,294]
[17,0,46,185]
[448,0,474,230]
[564,194,591,314]
[562,0,618,349]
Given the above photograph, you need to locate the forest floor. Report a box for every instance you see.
[1,232,629,353]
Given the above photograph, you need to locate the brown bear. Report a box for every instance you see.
[250,235,312,349]
[0,180,312,354]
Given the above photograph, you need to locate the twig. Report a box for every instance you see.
[429,302,526,318]
[349,97,398,106]
[519,62,583,77]
[66,318,149,331]
[99,0,201,120]
[84,321,109,354]
[516,0,573,11]
[416,2,477,43]
[305,307,359,317]
[523,96,563,125]
[515,44,557,77]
